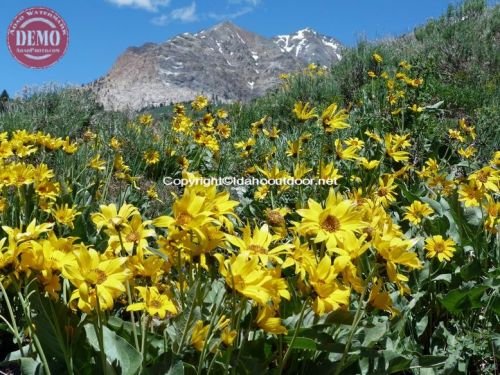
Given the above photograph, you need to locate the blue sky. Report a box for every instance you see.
[0,0,495,96]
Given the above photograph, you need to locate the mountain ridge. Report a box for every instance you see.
[91,21,343,111]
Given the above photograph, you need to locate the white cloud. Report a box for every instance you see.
[171,2,198,22]
[208,6,253,21]
[152,2,198,25]
[208,0,261,21]
[106,0,171,12]
[228,0,261,5]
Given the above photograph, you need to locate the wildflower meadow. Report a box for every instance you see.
[0,1,498,374]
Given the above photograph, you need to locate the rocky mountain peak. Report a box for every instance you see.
[91,22,343,111]
[273,28,342,66]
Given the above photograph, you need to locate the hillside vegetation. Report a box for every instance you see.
[0,1,498,374]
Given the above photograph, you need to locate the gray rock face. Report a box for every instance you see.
[91,22,343,111]
[273,27,343,66]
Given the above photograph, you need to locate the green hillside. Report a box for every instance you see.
[0,1,498,374]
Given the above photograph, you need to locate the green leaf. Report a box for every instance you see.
[416,315,428,337]
[362,321,387,347]
[418,369,437,375]
[383,350,412,373]
[142,352,187,375]
[324,309,356,325]
[412,354,448,368]
[166,361,185,375]
[108,316,164,363]
[28,286,90,373]
[283,335,317,350]
[0,358,43,375]
[432,273,452,283]
[490,295,500,315]
[463,206,483,226]
[421,197,445,216]
[84,323,142,375]
[460,260,482,281]
[425,100,444,109]
[234,338,272,374]
[439,285,489,314]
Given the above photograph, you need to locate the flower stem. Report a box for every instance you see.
[94,290,108,373]
[117,230,140,352]
[334,266,377,375]
[279,298,309,374]
[126,280,140,352]
[0,281,25,356]
[176,280,200,355]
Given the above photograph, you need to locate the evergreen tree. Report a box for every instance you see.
[0,89,9,102]
[0,89,8,112]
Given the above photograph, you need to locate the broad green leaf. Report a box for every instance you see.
[283,335,317,350]
[425,100,444,109]
[460,260,482,281]
[463,206,483,226]
[421,197,445,216]
[166,361,185,375]
[432,273,452,283]
[383,350,412,373]
[85,323,142,375]
[29,287,90,373]
[439,285,489,314]
[416,315,428,337]
[142,353,187,375]
[0,358,43,375]
[362,321,387,347]
[412,354,448,368]
[324,309,356,325]
[490,295,500,315]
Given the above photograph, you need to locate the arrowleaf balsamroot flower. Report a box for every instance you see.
[143,150,160,165]
[127,286,178,319]
[306,255,351,315]
[408,104,424,113]
[424,235,456,262]
[293,101,318,121]
[282,237,317,280]
[256,305,287,335]
[286,140,303,158]
[214,253,289,306]
[321,103,350,132]
[374,237,422,294]
[225,224,292,265]
[357,157,380,170]
[91,203,139,234]
[384,133,410,162]
[2,219,53,244]
[368,278,399,317]
[403,201,434,225]
[221,328,237,346]
[372,52,383,63]
[108,214,155,256]
[191,320,210,351]
[191,95,209,111]
[375,176,398,207]
[458,180,485,207]
[295,188,365,249]
[89,155,106,171]
[138,113,153,126]
[65,248,131,313]
[468,166,499,193]
[484,194,500,233]
[51,204,81,229]
[335,139,359,161]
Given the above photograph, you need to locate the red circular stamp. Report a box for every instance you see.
[7,7,69,69]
